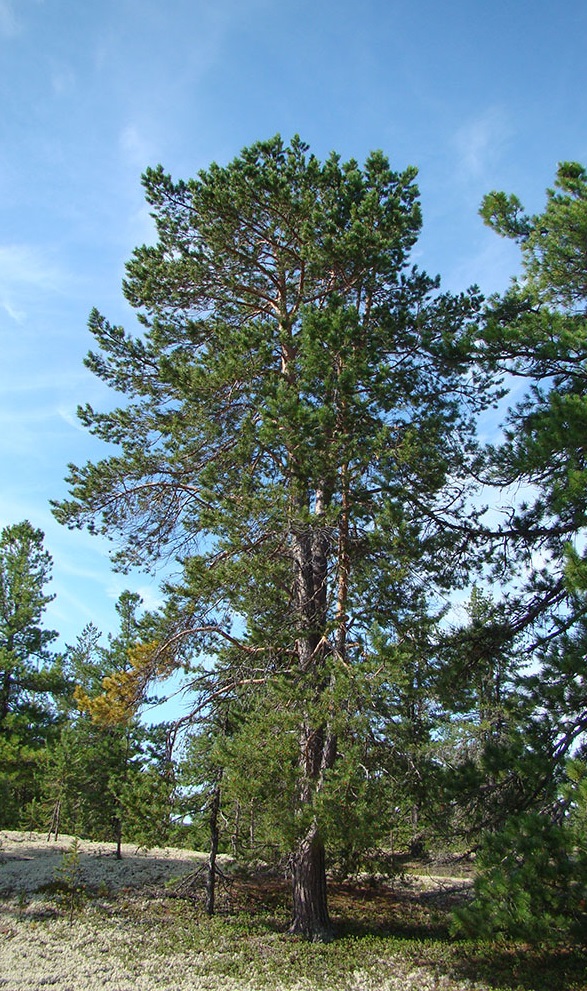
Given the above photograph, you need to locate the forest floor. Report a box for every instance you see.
[0,830,585,991]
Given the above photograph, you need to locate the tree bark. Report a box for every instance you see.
[206,778,222,915]
[113,816,122,860]
[289,822,333,941]
[287,476,340,939]
[288,519,329,934]
[290,709,337,938]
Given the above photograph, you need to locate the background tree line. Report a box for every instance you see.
[0,528,177,851]
[2,141,587,942]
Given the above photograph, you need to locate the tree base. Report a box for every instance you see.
[290,825,334,942]
[288,917,335,943]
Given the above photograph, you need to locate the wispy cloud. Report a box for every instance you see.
[0,244,69,320]
[57,403,85,432]
[0,244,65,289]
[442,226,521,296]
[106,574,164,613]
[0,367,88,395]
[120,123,156,172]
[1,298,25,322]
[0,0,20,37]
[454,107,511,181]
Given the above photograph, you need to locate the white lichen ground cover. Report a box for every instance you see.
[0,830,207,897]
[0,831,481,991]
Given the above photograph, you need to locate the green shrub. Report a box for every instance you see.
[453,810,587,943]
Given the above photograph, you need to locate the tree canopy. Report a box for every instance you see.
[52,135,498,938]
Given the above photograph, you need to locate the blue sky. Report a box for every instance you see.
[1,0,586,660]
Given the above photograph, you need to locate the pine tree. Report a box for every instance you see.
[448,162,587,943]
[479,162,587,771]
[39,597,176,851]
[0,521,62,825]
[54,136,494,938]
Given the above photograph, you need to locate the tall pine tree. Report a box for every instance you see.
[54,136,493,938]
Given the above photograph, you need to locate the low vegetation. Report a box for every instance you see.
[1,832,586,990]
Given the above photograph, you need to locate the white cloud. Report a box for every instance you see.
[0,365,89,399]
[1,298,25,322]
[454,107,511,181]
[0,244,69,320]
[57,403,86,431]
[106,576,164,614]
[442,226,521,296]
[0,244,66,291]
[51,63,76,96]
[127,201,157,247]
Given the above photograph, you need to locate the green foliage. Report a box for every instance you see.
[483,162,587,310]
[116,724,177,848]
[33,596,178,849]
[480,162,587,545]
[453,807,587,943]
[52,837,87,924]
[0,521,64,825]
[472,161,587,836]
[453,757,587,945]
[52,134,501,935]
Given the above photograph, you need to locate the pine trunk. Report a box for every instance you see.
[289,512,335,939]
[290,713,337,938]
[206,779,221,915]
[290,822,333,941]
[114,816,122,860]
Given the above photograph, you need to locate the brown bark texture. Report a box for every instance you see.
[289,823,333,941]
